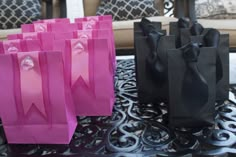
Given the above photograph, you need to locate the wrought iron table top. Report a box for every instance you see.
[0,58,236,157]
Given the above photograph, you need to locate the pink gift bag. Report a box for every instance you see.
[0,51,77,144]
[75,15,112,23]
[21,23,81,33]
[34,18,70,24]
[64,38,115,116]
[74,29,116,74]
[8,33,54,51]
[0,39,41,54]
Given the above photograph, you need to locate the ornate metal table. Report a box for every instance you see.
[0,58,236,157]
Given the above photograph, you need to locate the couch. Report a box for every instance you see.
[1,0,236,50]
[0,0,61,41]
[83,0,236,49]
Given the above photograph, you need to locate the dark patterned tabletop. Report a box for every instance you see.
[0,58,236,157]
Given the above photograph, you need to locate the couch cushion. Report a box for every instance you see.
[96,0,160,21]
[0,28,21,41]
[0,0,41,29]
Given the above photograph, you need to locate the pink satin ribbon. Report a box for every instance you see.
[17,52,47,117]
[82,21,97,30]
[76,30,92,40]
[71,39,89,87]
[3,40,22,54]
[34,23,48,32]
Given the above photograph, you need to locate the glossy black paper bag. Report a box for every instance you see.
[134,35,176,104]
[168,46,216,127]
[179,28,229,101]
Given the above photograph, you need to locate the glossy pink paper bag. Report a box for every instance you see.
[74,29,116,74]
[7,33,54,51]
[64,38,115,116]
[0,39,41,54]
[74,15,112,23]
[0,51,77,144]
[34,18,70,24]
[21,23,81,33]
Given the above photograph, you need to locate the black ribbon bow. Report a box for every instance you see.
[139,17,159,36]
[176,17,190,48]
[180,42,209,112]
[190,22,223,83]
[204,29,222,83]
[190,21,204,36]
[146,30,166,84]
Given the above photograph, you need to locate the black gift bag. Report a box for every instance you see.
[135,35,176,104]
[168,43,216,127]
[179,28,230,101]
[134,19,172,104]
[170,20,229,101]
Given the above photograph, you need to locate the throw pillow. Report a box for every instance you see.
[96,0,160,21]
[0,0,41,29]
[195,0,236,19]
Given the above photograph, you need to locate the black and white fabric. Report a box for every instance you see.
[195,0,236,19]
[96,0,160,21]
[0,0,41,29]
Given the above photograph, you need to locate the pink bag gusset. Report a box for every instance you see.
[0,51,77,144]
[75,15,112,23]
[65,38,115,116]
[0,39,41,54]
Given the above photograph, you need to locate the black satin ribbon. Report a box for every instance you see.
[146,30,166,84]
[190,23,223,83]
[139,17,157,36]
[190,22,204,36]
[177,17,190,48]
[204,29,222,83]
[139,17,167,84]
[180,42,209,111]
